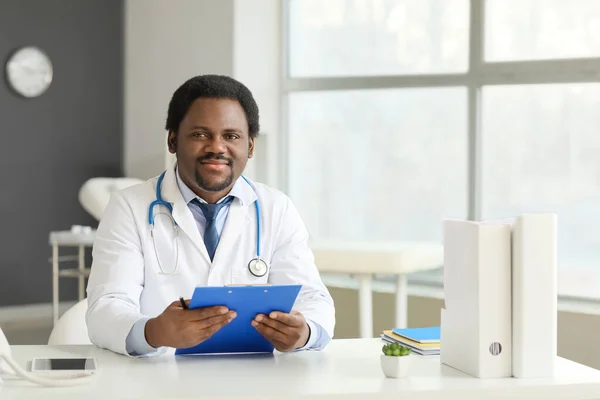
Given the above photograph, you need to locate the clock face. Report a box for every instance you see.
[5,46,53,98]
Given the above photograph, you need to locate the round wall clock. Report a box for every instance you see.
[5,46,53,98]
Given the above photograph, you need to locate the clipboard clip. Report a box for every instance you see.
[226,284,272,287]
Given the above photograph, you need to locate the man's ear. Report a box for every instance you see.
[248,137,255,159]
[167,131,177,154]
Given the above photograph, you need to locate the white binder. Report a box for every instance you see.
[441,219,513,378]
[512,214,557,378]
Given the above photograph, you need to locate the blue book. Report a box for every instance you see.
[175,284,302,355]
[391,326,440,343]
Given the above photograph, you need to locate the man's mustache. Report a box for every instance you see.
[197,154,233,164]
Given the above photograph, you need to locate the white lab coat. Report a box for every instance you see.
[85,166,335,356]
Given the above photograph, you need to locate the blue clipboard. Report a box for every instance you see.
[175,284,302,355]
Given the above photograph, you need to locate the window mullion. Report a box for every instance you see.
[468,0,485,221]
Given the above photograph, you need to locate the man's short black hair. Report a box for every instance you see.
[165,74,260,138]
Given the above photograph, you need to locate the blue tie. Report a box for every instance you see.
[193,197,232,261]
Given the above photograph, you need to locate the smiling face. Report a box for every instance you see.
[167,97,254,203]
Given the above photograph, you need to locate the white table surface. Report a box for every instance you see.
[49,230,96,246]
[2,339,600,400]
[310,240,443,274]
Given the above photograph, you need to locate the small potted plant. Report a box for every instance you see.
[381,342,411,378]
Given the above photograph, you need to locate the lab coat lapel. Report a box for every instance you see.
[160,166,210,262]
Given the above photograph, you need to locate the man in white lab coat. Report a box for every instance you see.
[85,75,335,356]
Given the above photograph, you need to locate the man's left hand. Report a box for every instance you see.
[252,310,310,352]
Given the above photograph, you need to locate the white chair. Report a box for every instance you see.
[310,240,443,338]
[78,177,144,221]
[48,299,91,345]
[49,177,144,326]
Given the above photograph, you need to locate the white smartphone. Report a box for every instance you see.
[30,357,98,377]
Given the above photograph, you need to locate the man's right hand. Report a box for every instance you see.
[144,299,236,349]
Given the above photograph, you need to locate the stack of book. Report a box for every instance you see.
[381,326,440,356]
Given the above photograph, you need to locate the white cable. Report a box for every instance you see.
[0,353,95,387]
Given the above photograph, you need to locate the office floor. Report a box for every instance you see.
[0,301,75,345]
[4,323,51,345]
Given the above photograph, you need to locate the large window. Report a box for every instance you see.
[288,0,470,76]
[288,88,467,242]
[283,0,600,299]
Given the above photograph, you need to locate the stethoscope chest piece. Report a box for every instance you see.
[248,258,268,277]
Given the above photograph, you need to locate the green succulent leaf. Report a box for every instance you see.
[382,342,411,356]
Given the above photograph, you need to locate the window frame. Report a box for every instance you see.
[279,0,600,299]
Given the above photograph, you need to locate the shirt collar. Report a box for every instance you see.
[175,166,250,206]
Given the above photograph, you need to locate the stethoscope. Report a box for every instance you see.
[149,171,269,278]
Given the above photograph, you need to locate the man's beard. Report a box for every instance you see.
[195,168,234,192]
[195,154,234,192]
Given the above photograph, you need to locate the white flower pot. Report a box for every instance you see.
[380,354,411,378]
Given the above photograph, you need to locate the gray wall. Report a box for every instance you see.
[0,0,124,306]
[124,0,235,180]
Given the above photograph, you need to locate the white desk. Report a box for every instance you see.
[2,339,600,400]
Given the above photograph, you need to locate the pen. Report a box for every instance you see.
[179,297,188,310]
